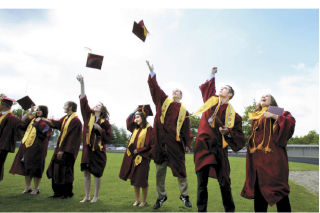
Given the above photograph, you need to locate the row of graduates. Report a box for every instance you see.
[0,61,296,212]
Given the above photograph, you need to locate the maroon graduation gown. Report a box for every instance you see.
[0,112,22,181]
[80,96,112,178]
[119,113,152,188]
[194,76,245,185]
[148,74,193,178]
[10,118,51,178]
[46,115,82,184]
[241,111,295,205]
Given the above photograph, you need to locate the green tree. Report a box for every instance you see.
[288,130,319,145]
[189,115,200,151]
[242,100,257,144]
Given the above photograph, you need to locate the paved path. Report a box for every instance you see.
[289,171,319,195]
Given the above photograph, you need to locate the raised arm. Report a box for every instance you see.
[126,111,136,133]
[146,60,168,107]
[199,67,217,102]
[77,74,91,122]
[77,74,85,99]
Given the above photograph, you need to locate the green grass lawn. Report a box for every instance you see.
[0,151,318,212]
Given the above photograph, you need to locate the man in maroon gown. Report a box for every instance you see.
[146,61,193,209]
[45,101,82,199]
[0,97,22,181]
[194,67,245,212]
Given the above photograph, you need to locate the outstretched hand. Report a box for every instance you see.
[146,60,154,72]
[211,67,218,74]
[76,74,84,84]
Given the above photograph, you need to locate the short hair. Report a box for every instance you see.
[173,88,183,97]
[226,85,234,100]
[37,105,48,118]
[67,101,77,112]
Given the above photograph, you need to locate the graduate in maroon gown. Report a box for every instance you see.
[44,101,82,199]
[193,67,245,212]
[10,105,51,195]
[119,105,153,207]
[0,97,22,181]
[241,94,295,212]
[77,74,112,203]
[146,60,193,209]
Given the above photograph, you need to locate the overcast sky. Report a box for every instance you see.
[0,7,318,136]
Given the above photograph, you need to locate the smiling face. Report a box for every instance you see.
[93,103,103,113]
[260,94,272,107]
[219,85,232,99]
[135,113,142,126]
[36,107,43,117]
[172,89,182,102]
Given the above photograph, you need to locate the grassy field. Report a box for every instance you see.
[0,150,318,212]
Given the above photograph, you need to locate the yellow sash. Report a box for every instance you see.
[126,124,150,166]
[58,112,77,148]
[21,118,37,148]
[249,107,268,120]
[189,96,219,117]
[248,107,273,153]
[0,110,11,125]
[160,97,187,142]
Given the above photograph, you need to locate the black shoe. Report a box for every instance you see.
[48,194,62,199]
[153,196,167,209]
[180,195,192,208]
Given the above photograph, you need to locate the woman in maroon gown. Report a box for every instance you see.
[241,94,295,212]
[119,105,153,207]
[10,105,51,195]
[77,74,112,203]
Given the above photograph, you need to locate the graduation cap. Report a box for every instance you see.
[137,104,153,117]
[132,20,148,42]
[17,96,35,110]
[86,53,104,70]
[0,96,16,108]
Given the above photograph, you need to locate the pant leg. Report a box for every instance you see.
[276,195,291,212]
[196,165,210,212]
[62,182,73,197]
[254,177,268,212]
[156,161,167,199]
[0,151,8,181]
[219,183,235,212]
[52,179,63,196]
[178,176,188,197]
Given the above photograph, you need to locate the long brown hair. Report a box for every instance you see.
[37,105,48,118]
[255,94,278,111]
[99,102,109,120]
[135,111,147,129]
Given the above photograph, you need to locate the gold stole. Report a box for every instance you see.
[21,118,37,148]
[58,112,77,148]
[86,113,105,151]
[126,123,150,166]
[160,97,187,141]
[0,110,11,125]
[190,96,219,117]
[248,107,275,153]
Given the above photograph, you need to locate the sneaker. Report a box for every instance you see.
[180,195,192,208]
[153,196,167,209]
